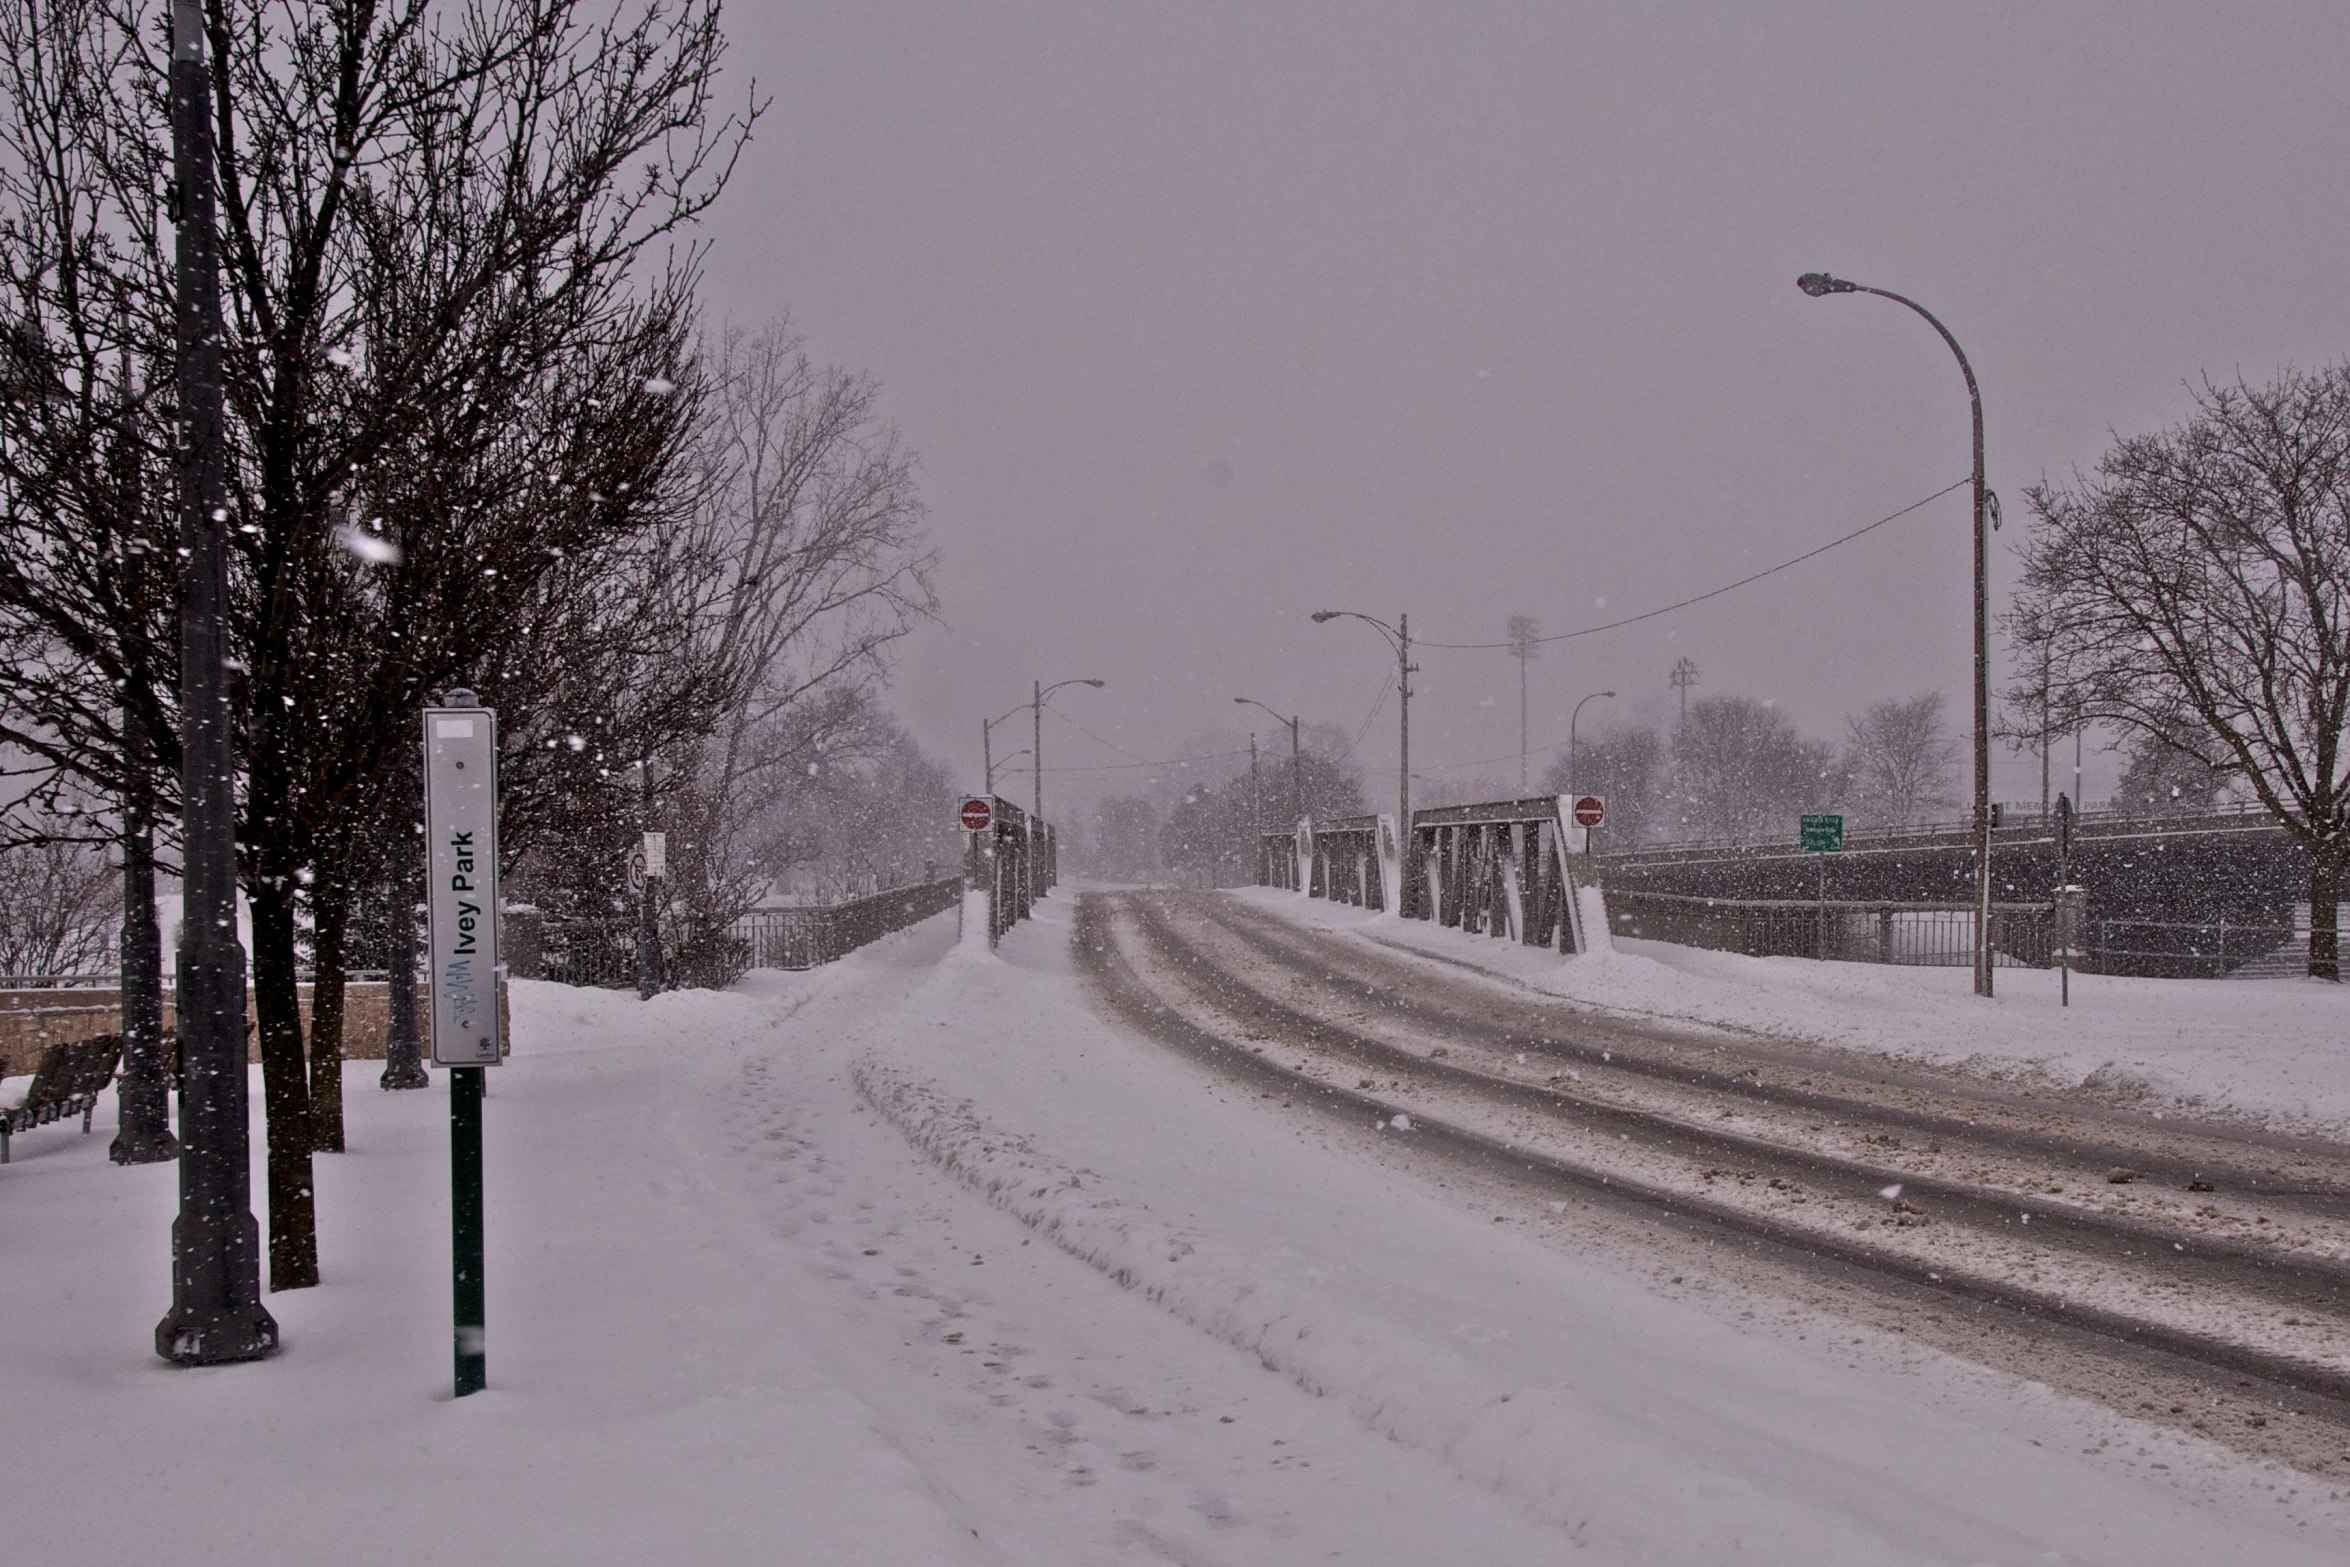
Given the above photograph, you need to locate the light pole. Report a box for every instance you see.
[1508,615,1540,790]
[1311,610,1416,903]
[987,748,1029,792]
[1797,270,1995,999]
[1233,697,1303,825]
[1032,677,1106,835]
[157,0,275,1365]
[1567,690,1616,795]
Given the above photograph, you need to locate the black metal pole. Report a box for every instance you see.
[156,0,275,1364]
[451,1065,485,1395]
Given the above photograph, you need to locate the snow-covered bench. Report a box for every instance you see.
[0,1035,122,1163]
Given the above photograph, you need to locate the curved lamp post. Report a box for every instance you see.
[981,701,1026,800]
[1311,608,1415,863]
[1796,270,1995,999]
[1234,696,1304,826]
[1032,677,1106,830]
[986,747,1029,792]
[1566,690,1616,795]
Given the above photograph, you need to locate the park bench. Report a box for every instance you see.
[0,1034,122,1163]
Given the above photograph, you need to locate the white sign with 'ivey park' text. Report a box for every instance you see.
[424,705,501,1066]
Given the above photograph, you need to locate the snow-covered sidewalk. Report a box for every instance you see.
[4,894,2347,1563]
[1238,885,2350,1134]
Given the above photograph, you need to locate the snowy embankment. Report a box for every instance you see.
[1239,886,2350,1133]
[3,893,2345,1563]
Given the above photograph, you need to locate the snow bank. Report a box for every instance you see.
[1241,887,2350,1133]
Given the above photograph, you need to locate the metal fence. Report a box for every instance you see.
[1607,891,2057,968]
[1602,899,2324,979]
[2081,917,2305,979]
[728,877,966,972]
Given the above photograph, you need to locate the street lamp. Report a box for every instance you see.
[1567,690,1616,795]
[1796,269,1995,997]
[1032,677,1106,833]
[1311,610,1416,905]
[157,0,275,1364]
[981,700,1028,799]
[986,748,1029,792]
[1233,697,1304,826]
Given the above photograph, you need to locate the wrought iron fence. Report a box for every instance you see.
[1607,891,2056,968]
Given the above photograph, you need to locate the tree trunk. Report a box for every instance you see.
[2311,855,2342,982]
[249,877,320,1289]
[307,877,348,1152]
[110,750,179,1163]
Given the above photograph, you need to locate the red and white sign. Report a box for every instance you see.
[959,797,994,832]
[1571,795,1606,828]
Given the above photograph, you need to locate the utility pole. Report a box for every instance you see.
[1508,616,1539,791]
[156,0,275,1365]
[1249,734,1261,881]
[1669,656,1699,734]
[1399,614,1412,842]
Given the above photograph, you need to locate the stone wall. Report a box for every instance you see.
[0,982,393,1078]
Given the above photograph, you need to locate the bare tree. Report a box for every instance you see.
[1841,692,1957,830]
[656,321,936,943]
[1540,726,1665,845]
[0,821,118,977]
[1670,695,1837,842]
[2016,364,2350,978]
[2113,719,2230,816]
[0,0,754,1286]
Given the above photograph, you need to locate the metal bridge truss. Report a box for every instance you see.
[1259,795,1604,958]
[971,794,1058,945]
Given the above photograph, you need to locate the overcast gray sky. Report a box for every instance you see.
[696,2,2350,824]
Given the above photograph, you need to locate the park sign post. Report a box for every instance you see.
[425,692,499,1398]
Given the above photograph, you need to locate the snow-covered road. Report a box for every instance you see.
[5,892,2348,1563]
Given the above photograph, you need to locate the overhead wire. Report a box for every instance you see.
[1414,476,1971,650]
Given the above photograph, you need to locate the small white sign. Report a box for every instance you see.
[425,703,501,1066]
[642,830,667,879]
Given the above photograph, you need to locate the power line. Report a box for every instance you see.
[1416,476,1970,650]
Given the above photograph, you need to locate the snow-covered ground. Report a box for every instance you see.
[5,894,2348,1563]
[1242,886,2350,1135]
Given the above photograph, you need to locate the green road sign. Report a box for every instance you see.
[1800,813,1844,853]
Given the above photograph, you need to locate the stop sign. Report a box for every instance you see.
[1571,795,1605,828]
[959,797,993,832]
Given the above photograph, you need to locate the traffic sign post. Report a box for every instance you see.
[959,797,993,833]
[1800,813,1843,960]
[425,694,500,1398]
[1568,795,1606,856]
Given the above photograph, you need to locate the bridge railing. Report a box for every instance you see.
[729,877,967,972]
[1604,799,2280,864]
[1606,891,2055,968]
[966,795,1060,945]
